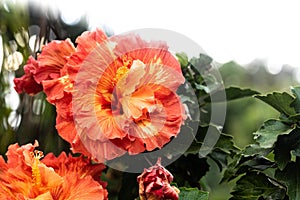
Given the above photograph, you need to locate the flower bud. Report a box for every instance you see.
[137,158,179,200]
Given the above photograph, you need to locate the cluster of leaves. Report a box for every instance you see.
[157,53,260,200]
[173,54,300,200]
[224,86,300,200]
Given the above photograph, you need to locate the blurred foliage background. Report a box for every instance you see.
[1,0,299,199]
[205,61,299,200]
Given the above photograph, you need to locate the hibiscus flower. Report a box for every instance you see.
[14,39,75,95]
[14,29,186,162]
[0,141,108,200]
[72,33,186,161]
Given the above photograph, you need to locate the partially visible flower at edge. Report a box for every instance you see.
[0,141,108,200]
[137,158,180,200]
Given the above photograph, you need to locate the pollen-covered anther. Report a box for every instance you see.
[31,150,44,187]
[114,65,130,82]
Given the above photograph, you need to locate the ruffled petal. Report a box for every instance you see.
[42,152,106,188]
[113,61,185,153]
[0,142,107,199]
[34,39,75,83]
[137,158,179,200]
[14,56,43,95]
[51,175,108,200]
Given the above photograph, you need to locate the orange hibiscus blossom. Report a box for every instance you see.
[0,141,108,199]
[14,29,186,162]
[14,39,75,95]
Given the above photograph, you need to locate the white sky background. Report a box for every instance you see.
[35,0,300,75]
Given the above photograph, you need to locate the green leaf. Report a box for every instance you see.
[254,119,295,148]
[222,154,241,183]
[209,148,229,171]
[288,114,300,123]
[223,154,274,183]
[179,187,209,200]
[274,130,300,170]
[242,144,272,157]
[190,54,213,72]
[176,52,189,68]
[214,133,240,154]
[291,86,300,113]
[235,156,275,175]
[255,92,296,116]
[275,161,300,200]
[205,87,259,102]
[225,87,260,101]
[222,144,273,183]
[230,172,286,200]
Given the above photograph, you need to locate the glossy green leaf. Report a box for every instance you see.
[254,119,295,148]
[275,161,300,200]
[214,133,240,154]
[222,154,274,183]
[205,86,259,102]
[255,92,296,116]
[230,172,286,200]
[242,144,272,157]
[236,156,274,175]
[291,86,300,113]
[179,187,209,200]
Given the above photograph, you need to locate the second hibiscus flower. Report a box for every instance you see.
[14,29,186,162]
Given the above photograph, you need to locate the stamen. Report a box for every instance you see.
[113,55,133,83]
[115,65,129,82]
[122,55,133,68]
[31,150,44,187]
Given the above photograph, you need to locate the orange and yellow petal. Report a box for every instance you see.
[34,39,75,83]
[0,142,107,199]
[42,152,106,187]
[75,28,108,56]
[51,175,108,200]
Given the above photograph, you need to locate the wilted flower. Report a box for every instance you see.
[0,141,108,199]
[137,158,180,200]
[14,28,186,162]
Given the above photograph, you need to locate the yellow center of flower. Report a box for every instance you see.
[115,65,129,82]
[114,55,132,83]
[31,150,44,187]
